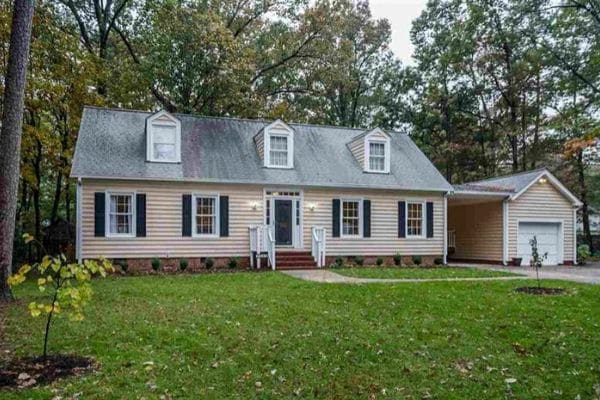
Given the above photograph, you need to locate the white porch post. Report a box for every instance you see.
[76,178,83,264]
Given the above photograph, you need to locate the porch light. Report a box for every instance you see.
[251,201,259,210]
[539,177,547,184]
[308,202,317,211]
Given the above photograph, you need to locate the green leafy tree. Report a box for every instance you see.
[529,235,547,289]
[8,234,113,359]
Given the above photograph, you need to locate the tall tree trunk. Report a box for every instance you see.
[0,0,35,302]
[65,180,71,225]
[577,150,594,253]
[33,138,42,243]
[50,173,62,225]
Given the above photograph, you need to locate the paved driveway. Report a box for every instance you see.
[450,263,600,285]
[280,269,527,284]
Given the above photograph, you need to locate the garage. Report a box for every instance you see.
[517,222,561,266]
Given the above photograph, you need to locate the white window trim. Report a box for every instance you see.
[192,193,220,238]
[363,129,391,173]
[340,198,363,238]
[405,201,426,239]
[146,110,181,163]
[105,191,136,238]
[264,120,294,169]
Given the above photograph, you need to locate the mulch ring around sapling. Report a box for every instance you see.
[0,354,95,390]
[514,287,566,295]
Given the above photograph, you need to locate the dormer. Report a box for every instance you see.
[146,110,181,163]
[254,119,294,169]
[348,128,391,173]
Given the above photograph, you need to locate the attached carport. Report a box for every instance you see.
[447,168,582,266]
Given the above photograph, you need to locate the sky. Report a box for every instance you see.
[368,0,428,65]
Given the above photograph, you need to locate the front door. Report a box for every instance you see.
[274,199,293,245]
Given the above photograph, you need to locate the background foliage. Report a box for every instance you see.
[0,0,598,257]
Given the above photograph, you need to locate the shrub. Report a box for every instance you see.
[151,257,161,271]
[205,257,214,270]
[335,257,344,267]
[355,256,364,266]
[376,257,384,266]
[114,259,128,273]
[228,257,238,269]
[393,253,402,266]
[179,258,188,271]
[434,257,443,266]
[8,234,113,359]
[412,255,422,266]
[577,244,591,265]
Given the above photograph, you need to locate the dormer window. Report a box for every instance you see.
[146,110,181,163]
[368,142,386,171]
[363,128,391,173]
[263,120,294,169]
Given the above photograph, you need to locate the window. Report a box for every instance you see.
[406,202,424,237]
[269,135,288,167]
[152,125,177,161]
[193,195,218,236]
[263,120,294,168]
[342,199,361,236]
[146,110,181,163]
[369,142,386,171]
[361,129,390,173]
[108,193,134,236]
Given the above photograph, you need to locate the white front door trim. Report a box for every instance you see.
[263,189,303,249]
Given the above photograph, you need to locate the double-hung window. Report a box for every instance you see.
[342,199,362,236]
[369,142,386,172]
[269,135,289,167]
[152,125,177,161]
[406,202,424,237]
[108,193,135,236]
[194,195,218,236]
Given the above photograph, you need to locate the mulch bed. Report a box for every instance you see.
[514,287,565,295]
[0,354,94,390]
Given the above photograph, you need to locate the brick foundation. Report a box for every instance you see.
[111,257,251,274]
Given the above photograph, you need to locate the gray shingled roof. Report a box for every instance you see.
[71,107,453,192]
[453,168,548,194]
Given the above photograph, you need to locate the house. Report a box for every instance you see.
[71,107,582,270]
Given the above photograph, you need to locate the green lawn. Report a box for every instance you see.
[334,266,521,279]
[2,272,600,399]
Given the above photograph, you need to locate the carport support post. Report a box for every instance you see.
[443,193,448,265]
[502,199,509,266]
[76,178,82,264]
[573,207,577,265]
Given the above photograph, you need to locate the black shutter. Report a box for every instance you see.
[219,196,229,237]
[398,201,406,238]
[136,194,146,237]
[94,192,105,237]
[182,194,192,237]
[426,202,434,238]
[363,199,371,238]
[332,199,340,238]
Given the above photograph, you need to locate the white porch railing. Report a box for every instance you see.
[249,225,276,270]
[448,229,456,248]
[311,226,326,267]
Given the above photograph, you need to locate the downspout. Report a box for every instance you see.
[76,177,83,264]
[502,197,509,265]
[573,206,578,265]
[443,192,448,265]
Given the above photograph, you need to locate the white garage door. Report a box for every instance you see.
[517,222,561,266]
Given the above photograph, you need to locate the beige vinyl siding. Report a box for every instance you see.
[81,180,445,259]
[303,188,445,256]
[508,181,574,262]
[254,132,264,160]
[82,180,263,259]
[348,139,364,166]
[448,201,503,261]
